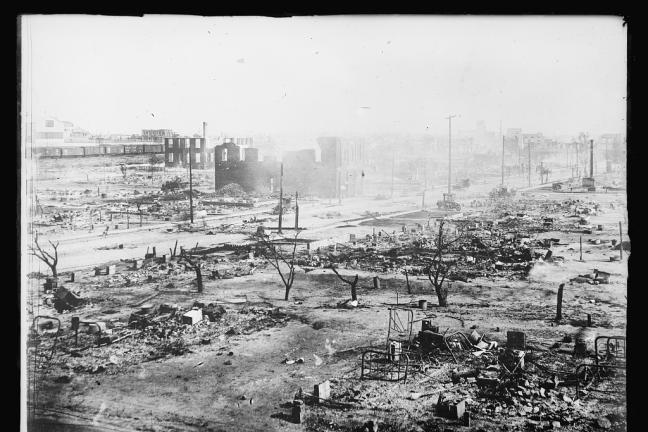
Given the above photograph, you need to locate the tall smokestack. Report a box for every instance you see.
[590,139,594,178]
[202,122,208,146]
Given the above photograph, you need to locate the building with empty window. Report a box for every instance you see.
[213,139,242,163]
[164,137,209,169]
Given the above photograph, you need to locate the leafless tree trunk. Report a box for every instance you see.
[254,231,300,301]
[179,247,203,293]
[425,220,464,307]
[404,268,412,294]
[30,235,59,278]
[169,240,178,258]
[327,265,359,301]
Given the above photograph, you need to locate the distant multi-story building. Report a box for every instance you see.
[503,128,523,155]
[26,117,68,146]
[318,137,367,198]
[235,137,254,147]
[599,133,626,167]
[143,129,174,142]
[522,133,544,147]
[458,121,497,153]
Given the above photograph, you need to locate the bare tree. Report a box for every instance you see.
[425,220,465,307]
[254,231,300,301]
[403,268,412,294]
[327,264,359,302]
[178,246,204,293]
[29,235,60,278]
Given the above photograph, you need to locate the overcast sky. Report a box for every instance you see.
[21,15,627,140]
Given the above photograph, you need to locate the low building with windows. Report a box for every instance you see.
[143,129,174,142]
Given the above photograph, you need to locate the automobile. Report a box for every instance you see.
[489,186,516,199]
[436,193,461,210]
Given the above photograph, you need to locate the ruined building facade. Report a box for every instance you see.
[164,137,210,169]
[163,136,367,198]
[212,139,278,193]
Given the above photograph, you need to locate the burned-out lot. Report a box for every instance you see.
[26,156,627,432]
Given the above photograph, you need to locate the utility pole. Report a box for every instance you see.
[422,162,427,209]
[189,139,194,223]
[527,139,531,187]
[446,114,457,195]
[294,191,299,229]
[501,135,505,186]
[337,168,342,205]
[575,142,580,178]
[278,162,284,234]
[589,139,594,178]
[391,150,395,198]
[517,137,521,175]
[605,138,609,173]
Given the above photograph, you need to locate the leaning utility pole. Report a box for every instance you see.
[278,162,284,234]
[189,139,194,223]
[446,114,457,195]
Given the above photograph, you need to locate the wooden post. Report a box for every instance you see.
[587,314,592,327]
[395,283,399,305]
[72,317,79,346]
[556,283,564,322]
[579,236,583,261]
[619,221,623,260]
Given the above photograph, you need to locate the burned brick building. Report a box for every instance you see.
[164,137,210,169]
[213,139,278,193]
[212,137,366,198]
[163,135,367,198]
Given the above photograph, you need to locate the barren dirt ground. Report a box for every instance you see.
[26,184,627,432]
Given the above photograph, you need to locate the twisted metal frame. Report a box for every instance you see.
[361,349,410,383]
[574,363,626,400]
[594,336,626,367]
[32,316,61,361]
